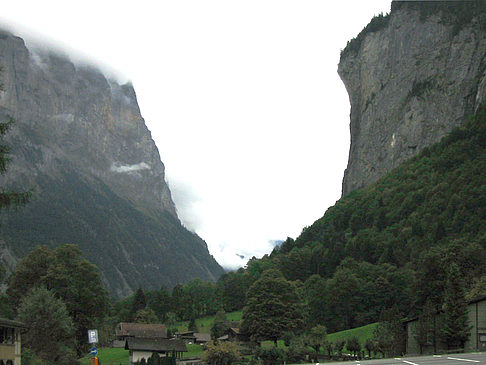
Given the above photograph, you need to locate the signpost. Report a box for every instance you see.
[88,330,99,365]
[88,330,98,344]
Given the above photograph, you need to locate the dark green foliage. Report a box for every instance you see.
[188,316,198,332]
[202,341,240,365]
[335,339,345,357]
[210,311,230,340]
[7,244,108,355]
[130,288,147,319]
[18,287,76,364]
[441,263,471,349]
[342,2,486,62]
[216,269,248,312]
[146,286,172,322]
[0,163,223,296]
[407,79,435,101]
[392,0,486,36]
[340,13,390,60]
[346,336,361,357]
[262,103,486,331]
[372,307,406,357]
[241,269,305,345]
[364,338,377,358]
[0,119,30,209]
[305,325,327,354]
[252,347,285,365]
[0,70,31,211]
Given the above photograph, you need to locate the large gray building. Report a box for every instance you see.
[405,295,486,355]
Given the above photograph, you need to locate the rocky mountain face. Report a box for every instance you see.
[339,2,486,195]
[0,30,224,297]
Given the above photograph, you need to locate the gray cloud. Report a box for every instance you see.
[110,162,150,173]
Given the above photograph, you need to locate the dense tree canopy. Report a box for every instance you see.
[18,287,76,364]
[8,244,108,354]
[241,269,305,345]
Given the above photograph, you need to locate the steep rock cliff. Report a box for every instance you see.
[339,2,486,195]
[0,30,224,297]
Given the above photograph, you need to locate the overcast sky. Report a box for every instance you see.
[1,0,391,270]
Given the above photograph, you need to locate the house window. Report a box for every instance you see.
[479,334,486,342]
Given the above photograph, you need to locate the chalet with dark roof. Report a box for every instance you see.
[116,323,167,340]
[125,337,187,364]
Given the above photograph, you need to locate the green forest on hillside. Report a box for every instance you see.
[214,102,486,334]
[276,103,485,328]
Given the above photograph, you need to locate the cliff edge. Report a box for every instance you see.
[339,1,486,196]
[0,30,224,296]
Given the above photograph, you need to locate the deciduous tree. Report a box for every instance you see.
[8,244,108,355]
[241,269,305,345]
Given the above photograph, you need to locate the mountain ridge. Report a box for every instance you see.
[0,29,224,297]
[339,2,486,195]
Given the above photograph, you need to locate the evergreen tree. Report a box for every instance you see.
[8,244,108,355]
[131,288,147,319]
[210,311,229,340]
[18,287,76,364]
[441,263,471,349]
[188,316,198,332]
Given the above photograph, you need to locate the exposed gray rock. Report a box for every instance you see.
[339,4,486,195]
[0,30,224,296]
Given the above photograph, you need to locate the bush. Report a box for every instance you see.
[202,341,240,365]
[253,347,285,365]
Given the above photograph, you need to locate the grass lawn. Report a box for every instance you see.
[79,348,129,365]
[328,322,378,350]
[175,310,243,334]
[78,345,204,364]
[184,344,205,358]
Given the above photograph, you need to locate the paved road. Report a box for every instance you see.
[304,352,486,365]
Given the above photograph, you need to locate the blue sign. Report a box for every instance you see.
[91,347,98,357]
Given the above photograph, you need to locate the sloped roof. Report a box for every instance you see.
[125,338,187,352]
[0,318,27,329]
[194,333,211,342]
[116,323,167,338]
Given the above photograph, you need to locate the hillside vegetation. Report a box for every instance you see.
[240,102,486,332]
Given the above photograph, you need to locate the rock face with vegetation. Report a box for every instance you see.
[339,2,486,195]
[0,30,224,297]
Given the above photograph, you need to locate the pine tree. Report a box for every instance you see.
[130,288,147,319]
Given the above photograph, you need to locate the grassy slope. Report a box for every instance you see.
[328,323,377,347]
[176,310,243,333]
